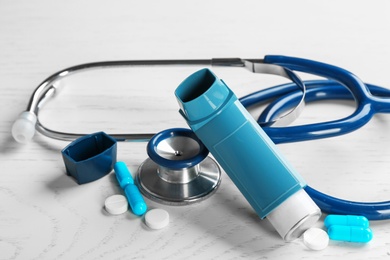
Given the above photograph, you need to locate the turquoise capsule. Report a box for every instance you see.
[324,215,369,228]
[328,225,373,243]
[124,184,148,216]
[114,161,148,215]
[114,161,134,189]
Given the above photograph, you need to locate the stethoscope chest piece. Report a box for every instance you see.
[136,128,221,205]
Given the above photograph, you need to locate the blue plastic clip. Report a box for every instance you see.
[61,132,117,184]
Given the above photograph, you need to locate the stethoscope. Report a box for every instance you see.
[12,55,390,220]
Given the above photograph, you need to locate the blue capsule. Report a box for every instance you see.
[324,215,369,229]
[328,225,373,243]
[114,161,148,215]
[114,161,134,189]
[124,184,148,216]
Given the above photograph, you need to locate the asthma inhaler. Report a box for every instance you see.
[175,69,321,241]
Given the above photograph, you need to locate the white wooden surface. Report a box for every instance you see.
[1,1,390,259]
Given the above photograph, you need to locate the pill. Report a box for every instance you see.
[302,228,329,251]
[124,184,148,216]
[114,161,134,189]
[324,215,369,228]
[104,194,128,215]
[114,161,148,216]
[145,208,170,230]
[328,225,373,243]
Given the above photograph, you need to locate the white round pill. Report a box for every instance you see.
[105,194,128,215]
[145,208,169,229]
[303,228,329,251]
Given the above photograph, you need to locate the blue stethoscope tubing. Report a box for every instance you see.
[240,55,390,220]
[16,54,390,220]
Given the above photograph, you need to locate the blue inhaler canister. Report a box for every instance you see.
[175,69,321,241]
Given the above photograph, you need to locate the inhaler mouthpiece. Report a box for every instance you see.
[12,111,37,143]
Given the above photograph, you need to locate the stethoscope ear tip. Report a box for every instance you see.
[12,111,37,144]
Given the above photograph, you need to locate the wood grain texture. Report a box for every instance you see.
[1,0,390,259]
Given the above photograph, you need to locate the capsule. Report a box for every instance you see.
[324,215,369,228]
[114,161,134,189]
[114,161,148,215]
[124,184,148,216]
[328,225,373,243]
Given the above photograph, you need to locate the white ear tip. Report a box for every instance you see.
[12,112,37,143]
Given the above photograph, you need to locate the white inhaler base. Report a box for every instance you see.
[266,189,321,241]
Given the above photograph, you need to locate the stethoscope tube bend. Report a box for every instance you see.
[12,57,305,143]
